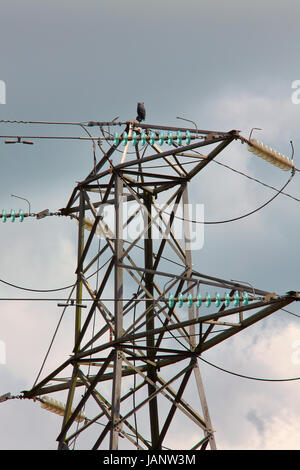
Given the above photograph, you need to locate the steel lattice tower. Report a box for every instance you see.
[22,119,299,450]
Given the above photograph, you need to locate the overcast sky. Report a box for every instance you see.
[0,0,300,450]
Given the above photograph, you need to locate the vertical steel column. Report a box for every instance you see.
[110,173,124,449]
[144,191,160,449]
[193,364,216,449]
[74,191,85,347]
[182,185,195,346]
[57,189,85,449]
[182,184,216,449]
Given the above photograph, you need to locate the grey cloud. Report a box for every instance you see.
[246,409,265,435]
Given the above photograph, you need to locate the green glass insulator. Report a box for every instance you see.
[187,293,193,307]
[178,293,183,307]
[234,292,240,306]
[225,292,231,307]
[19,209,24,222]
[2,209,7,222]
[186,130,191,145]
[206,293,211,307]
[132,131,137,146]
[167,132,173,145]
[150,131,155,145]
[10,209,15,222]
[141,131,146,146]
[114,132,119,145]
[215,293,221,307]
[122,131,128,146]
[243,292,249,306]
[168,294,175,308]
[159,132,164,145]
[177,131,182,145]
[196,294,202,308]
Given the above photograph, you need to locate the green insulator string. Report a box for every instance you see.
[167,291,250,308]
[111,130,197,146]
[2,209,24,222]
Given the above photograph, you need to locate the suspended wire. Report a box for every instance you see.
[0,277,75,293]
[1,120,299,204]
[183,140,300,201]
[0,234,187,297]
[198,356,300,382]
[211,159,300,204]
[0,256,113,293]
[117,155,296,226]
[141,158,300,204]
[0,253,181,295]
[0,119,91,126]
[79,123,106,206]
[151,311,300,383]
[281,307,300,319]
[30,256,112,390]
[79,123,97,171]
[144,295,300,383]
[31,283,76,388]
[158,168,296,225]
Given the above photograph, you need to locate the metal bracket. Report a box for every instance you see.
[0,392,12,403]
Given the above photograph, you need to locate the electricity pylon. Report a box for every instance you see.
[23,119,299,450]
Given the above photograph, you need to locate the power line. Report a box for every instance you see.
[0,256,113,293]
[31,284,76,388]
[0,236,188,295]
[117,158,296,226]
[1,120,299,204]
[212,159,300,204]
[198,356,300,382]
[126,155,300,204]
[281,307,300,319]
[157,168,296,225]
[0,278,75,293]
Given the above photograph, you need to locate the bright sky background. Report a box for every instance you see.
[0,0,300,450]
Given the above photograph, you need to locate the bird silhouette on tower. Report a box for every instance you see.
[136,102,146,122]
